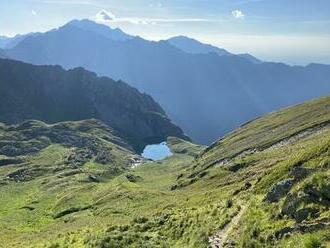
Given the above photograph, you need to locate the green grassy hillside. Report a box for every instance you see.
[0,96,330,247]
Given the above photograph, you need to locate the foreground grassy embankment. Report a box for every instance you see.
[0,96,330,247]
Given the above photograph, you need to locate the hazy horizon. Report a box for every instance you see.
[1,0,330,66]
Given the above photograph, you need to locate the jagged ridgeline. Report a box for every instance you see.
[0,58,187,152]
[0,92,329,247]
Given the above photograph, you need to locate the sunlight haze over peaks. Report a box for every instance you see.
[1,0,330,65]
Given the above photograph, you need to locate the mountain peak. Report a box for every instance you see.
[167,35,231,56]
[64,18,133,41]
[169,35,197,42]
[237,53,262,64]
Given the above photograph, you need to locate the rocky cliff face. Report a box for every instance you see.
[0,58,187,151]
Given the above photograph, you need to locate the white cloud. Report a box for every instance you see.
[36,0,101,6]
[149,2,163,8]
[95,10,115,23]
[31,10,37,16]
[93,9,214,26]
[118,18,210,25]
[232,10,245,19]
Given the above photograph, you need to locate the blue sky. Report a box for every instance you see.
[1,0,330,65]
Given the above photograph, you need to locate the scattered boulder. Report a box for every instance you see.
[282,188,327,221]
[170,185,178,191]
[265,179,294,203]
[228,162,245,172]
[65,148,93,167]
[94,150,114,164]
[53,205,91,219]
[0,157,24,166]
[125,174,142,183]
[274,218,330,240]
[6,167,48,182]
[21,206,35,211]
[226,199,233,208]
[197,171,208,178]
[274,226,295,239]
[290,166,311,181]
[294,208,319,223]
[176,173,183,180]
[0,139,49,156]
[87,174,100,183]
[57,170,82,177]
[233,182,252,196]
[282,192,305,217]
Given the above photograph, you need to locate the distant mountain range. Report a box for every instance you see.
[167,36,231,56]
[0,33,40,49]
[167,35,262,63]
[0,36,7,48]
[0,58,186,151]
[0,49,7,58]
[4,19,330,143]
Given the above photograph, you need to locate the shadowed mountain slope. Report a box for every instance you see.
[0,58,187,151]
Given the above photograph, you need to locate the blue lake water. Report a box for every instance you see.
[141,142,173,160]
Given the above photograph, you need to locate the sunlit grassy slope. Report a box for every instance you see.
[0,96,330,247]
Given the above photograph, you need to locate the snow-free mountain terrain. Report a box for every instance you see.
[0,33,40,49]
[1,13,330,248]
[167,36,231,56]
[167,35,262,63]
[0,58,187,152]
[0,91,329,247]
[4,19,330,143]
[0,49,7,58]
